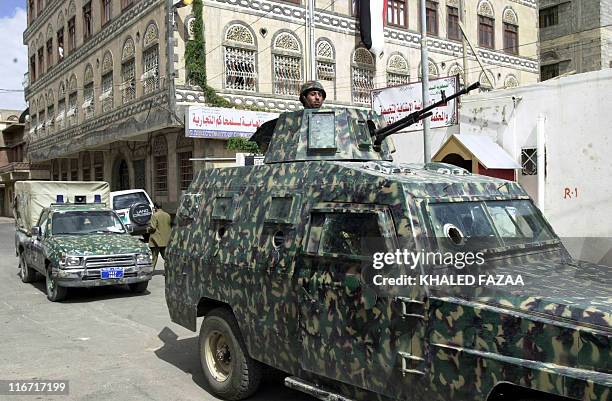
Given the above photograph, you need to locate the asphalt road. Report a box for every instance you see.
[0,219,316,401]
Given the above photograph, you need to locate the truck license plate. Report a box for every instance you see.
[100,267,124,279]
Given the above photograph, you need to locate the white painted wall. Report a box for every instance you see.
[393,69,612,265]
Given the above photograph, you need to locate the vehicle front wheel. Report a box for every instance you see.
[46,268,67,302]
[199,308,262,400]
[19,253,36,283]
[128,281,149,293]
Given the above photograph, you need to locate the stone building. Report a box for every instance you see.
[0,109,49,217]
[24,0,539,211]
[539,0,612,80]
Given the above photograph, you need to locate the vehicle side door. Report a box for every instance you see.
[297,204,396,391]
[30,210,49,273]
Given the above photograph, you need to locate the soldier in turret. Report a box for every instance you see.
[299,80,326,109]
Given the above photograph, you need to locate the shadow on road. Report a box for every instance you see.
[154,327,316,401]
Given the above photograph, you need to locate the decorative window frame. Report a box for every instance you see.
[351,47,376,106]
[142,22,160,94]
[222,21,258,92]
[386,52,410,87]
[271,30,303,98]
[152,135,168,197]
[315,38,336,99]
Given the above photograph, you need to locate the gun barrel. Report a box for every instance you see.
[373,82,480,145]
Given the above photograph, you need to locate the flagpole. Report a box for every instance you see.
[420,0,431,163]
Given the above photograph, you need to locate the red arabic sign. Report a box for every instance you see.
[186,106,279,139]
[371,76,459,131]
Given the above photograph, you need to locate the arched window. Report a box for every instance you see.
[56,12,65,62]
[57,82,66,130]
[315,39,335,99]
[272,31,302,96]
[504,74,519,89]
[352,47,375,105]
[152,135,168,196]
[67,74,78,126]
[46,24,54,69]
[142,22,160,94]
[477,0,495,49]
[479,70,495,91]
[386,53,410,87]
[101,51,114,112]
[37,96,45,136]
[83,64,94,119]
[418,59,439,79]
[447,63,464,85]
[67,1,76,54]
[46,89,55,134]
[176,136,193,191]
[503,7,518,54]
[223,23,257,92]
[121,37,136,103]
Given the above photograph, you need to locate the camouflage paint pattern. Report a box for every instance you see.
[166,108,611,401]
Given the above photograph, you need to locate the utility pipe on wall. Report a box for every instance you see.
[537,114,546,210]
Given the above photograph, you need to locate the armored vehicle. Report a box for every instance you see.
[165,84,611,401]
[15,181,153,302]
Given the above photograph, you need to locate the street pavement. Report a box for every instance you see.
[0,219,316,401]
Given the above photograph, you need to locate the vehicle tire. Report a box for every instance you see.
[199,308,262,400]
[19,253,36,283]
[45,267,67,302]
[129,203,153,226]
[128,281,149,293]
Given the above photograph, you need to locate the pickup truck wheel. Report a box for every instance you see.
[199,308,262,400]
[46,268,67,302]
[128,281,149,293]
[19,254,36,283]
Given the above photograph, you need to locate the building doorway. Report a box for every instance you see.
[112,159,130,191]
[441,153,472,172]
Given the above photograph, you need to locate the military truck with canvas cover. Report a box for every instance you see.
[15,181,153,301]
[165,84,611,401]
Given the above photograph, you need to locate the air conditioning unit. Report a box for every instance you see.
[81,98,93,110]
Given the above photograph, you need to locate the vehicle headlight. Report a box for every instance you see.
[136,253,152,264]
[60,255,83,267]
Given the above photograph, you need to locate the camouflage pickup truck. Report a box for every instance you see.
[166,85,611,401]
[17,202,153,301]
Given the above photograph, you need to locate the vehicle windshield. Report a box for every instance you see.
[113,192,148,210]
[427,199,556,251]
[51,211,126,235]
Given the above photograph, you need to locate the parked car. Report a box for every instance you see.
[110,189,154,236]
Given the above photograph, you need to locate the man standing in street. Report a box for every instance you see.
[148,202,172,272]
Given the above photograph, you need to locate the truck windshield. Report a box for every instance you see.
[113,192,149,210]
[52,211,126,235]
[427,199,556,251]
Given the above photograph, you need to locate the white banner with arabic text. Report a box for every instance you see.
[371,76,459,131]
[186,106,279,139]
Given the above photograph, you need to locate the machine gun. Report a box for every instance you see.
[372,81,481,147]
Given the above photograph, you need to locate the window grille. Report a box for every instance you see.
[121,59,136,103]
[224,47,256,91]
[352,67,374,105]
[521,148,537,175]
[154,156,168,196]
[143,46,159,94]
[317,61,335,82]
[101,72,113,112]
[387,72,410,87]
[178,151,193,191]
[273,54,301,96]
[83,83,94,119]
